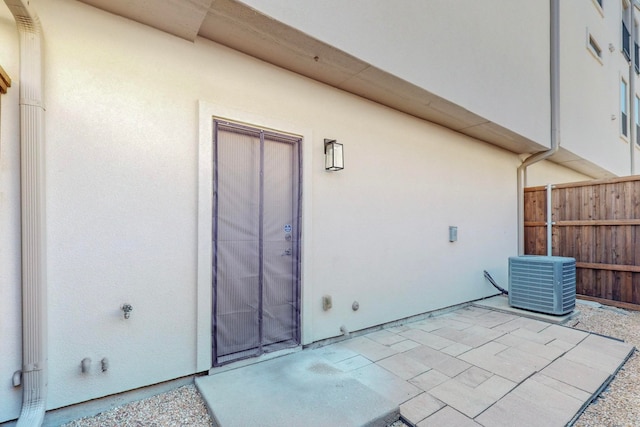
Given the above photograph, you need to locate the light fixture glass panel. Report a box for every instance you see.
[324,139,344,171]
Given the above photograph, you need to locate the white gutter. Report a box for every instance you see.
[4,0,47,426]
[517,0,560,255]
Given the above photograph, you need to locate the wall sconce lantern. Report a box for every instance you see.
[324,139,344,171]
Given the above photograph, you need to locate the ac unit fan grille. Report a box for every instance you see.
[508,256,576,315]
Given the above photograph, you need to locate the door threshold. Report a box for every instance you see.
[208,346,302,376]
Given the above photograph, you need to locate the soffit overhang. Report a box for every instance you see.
[77,0,614,179]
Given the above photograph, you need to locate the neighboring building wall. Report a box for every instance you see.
[229,0,640,178]
[0,0,608,422]
[239,0,551,149]
[559,0,640,176]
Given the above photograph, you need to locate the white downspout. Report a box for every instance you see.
[4,0,47,426]
[631,2,637,175]
[517,0,560,255]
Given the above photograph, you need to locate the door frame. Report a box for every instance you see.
[196,100,313,371]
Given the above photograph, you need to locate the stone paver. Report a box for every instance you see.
[563,342,624,373]
[376,353,430,380]
[531,373,591,401]
[365,329,409,346]
[511,338,565,360]
[478,379,584,427]
[399,328,457,350]
[399,392,445,425]
[441,342,473,357]
[454,366,492,388]
[338,336,399,361]
[476,389,568,427]
[198,300,634,427]
[428,378,499,418]
[537,323,589,344]
[409,369,451,391]
[389,339,421,353]
[540,356,611,393]
[419,406,481,427]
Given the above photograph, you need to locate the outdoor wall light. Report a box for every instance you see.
[324,139,344,171]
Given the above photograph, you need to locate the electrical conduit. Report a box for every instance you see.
[3,0,47,425]
[517,0,560,255]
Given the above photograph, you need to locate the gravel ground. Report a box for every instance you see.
[62,303,639,427]
[61,385,212,427]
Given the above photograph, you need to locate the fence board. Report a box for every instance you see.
[524,176,640,309]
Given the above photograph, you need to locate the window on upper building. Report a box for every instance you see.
[623,21,631,61]
[621,79,629,137]
[593,0,604,16]
[636,95,640,144]
[588,33,603,60]
[623,0,631,60]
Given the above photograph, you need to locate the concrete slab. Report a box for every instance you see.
[311,343,359,363]
[334,355,373,372]
[195,351,399,427]
[349,363,423,405]
[473,295,578,324]
[338,336,399,362]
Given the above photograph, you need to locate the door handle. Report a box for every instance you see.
[282,248,292,256]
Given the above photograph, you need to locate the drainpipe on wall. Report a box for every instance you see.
[4,0,48,426]
[517,0,561,256]
[630,2,637,175]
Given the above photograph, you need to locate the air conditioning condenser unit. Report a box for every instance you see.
[508,255,576,315]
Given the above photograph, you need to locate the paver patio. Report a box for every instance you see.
[196,300,635,427]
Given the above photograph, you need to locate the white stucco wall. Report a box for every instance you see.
[527,160,592,187]
[0,0,596,421]
[0,7,22,420]
[240,0,551,147]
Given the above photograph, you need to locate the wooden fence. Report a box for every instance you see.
[524,176,640,310]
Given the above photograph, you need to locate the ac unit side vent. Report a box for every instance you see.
[508,256,576,315]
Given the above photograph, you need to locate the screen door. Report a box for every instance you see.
[212,120,301,366]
